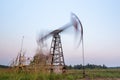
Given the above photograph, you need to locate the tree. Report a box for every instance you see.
[30,47,50,72]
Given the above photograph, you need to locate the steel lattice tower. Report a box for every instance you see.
[50,33,65,73]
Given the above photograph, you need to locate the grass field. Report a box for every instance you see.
[0,68,120,80]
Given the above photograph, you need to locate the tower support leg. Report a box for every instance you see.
[50,33,65,73]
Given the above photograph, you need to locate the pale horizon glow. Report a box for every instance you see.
[0,0,120,67]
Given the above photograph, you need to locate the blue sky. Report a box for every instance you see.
[0,0,120,67]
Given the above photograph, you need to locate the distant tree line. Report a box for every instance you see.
[66,64,107,69]
[0,65,9,68]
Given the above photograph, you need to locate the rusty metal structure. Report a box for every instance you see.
[10,36,31,71]
[50,33,65,73]
[38,13,83,74]
[10,37,25,69]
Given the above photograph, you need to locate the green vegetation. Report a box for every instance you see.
[0,65,9,68]
[0,68,120,80]
[66,64,107,69]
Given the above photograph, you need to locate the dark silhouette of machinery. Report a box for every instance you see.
[38,13,83,74]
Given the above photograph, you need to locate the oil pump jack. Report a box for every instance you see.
[38,13,84,74]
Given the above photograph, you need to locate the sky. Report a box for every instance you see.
[0,0,120,67]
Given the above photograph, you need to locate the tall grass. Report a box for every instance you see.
[86,69,120,79]
[0,68,120,80]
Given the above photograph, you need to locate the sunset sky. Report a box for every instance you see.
[0,0,120,67]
